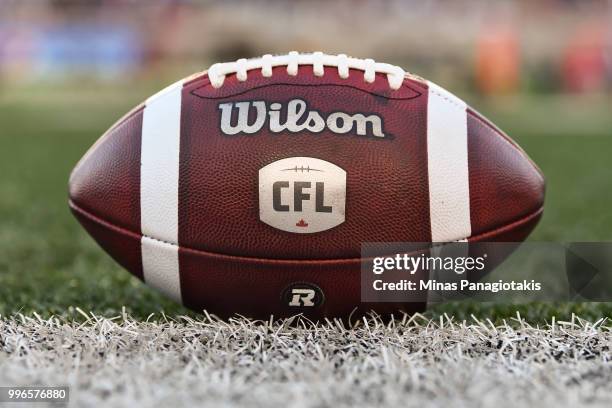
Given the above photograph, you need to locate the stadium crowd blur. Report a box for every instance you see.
[0,0,611,95]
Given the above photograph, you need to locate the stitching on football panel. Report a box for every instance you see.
[427,89,466,111]
[70,200,543,263]
[71,199,362,264]
[468,205,544,242]
[191,82,423,101]
[207,52,406,90]
[72,199,429,263]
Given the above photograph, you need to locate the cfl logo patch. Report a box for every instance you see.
[282,283,325,308]
[259,157,346,233]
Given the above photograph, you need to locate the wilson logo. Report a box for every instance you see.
[218,99,387,138]
[259,157,346,233]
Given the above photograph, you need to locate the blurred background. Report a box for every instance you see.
[0,0,610,317]
[1,0,612,93]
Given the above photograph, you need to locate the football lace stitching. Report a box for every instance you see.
[207,51,406,90]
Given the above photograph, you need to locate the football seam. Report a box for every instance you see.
[466,108,546,181]
[69,199,544,264]
[191,79,423,101]
[69,104,145,185]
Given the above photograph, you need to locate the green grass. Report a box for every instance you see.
[0,83,611,322]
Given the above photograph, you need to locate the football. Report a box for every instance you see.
[69,52,545,320]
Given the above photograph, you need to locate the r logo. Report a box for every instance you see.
[289,289,316,306]
[282,283,325,308]
[259,157,346,233]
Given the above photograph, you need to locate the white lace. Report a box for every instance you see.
[207,51,406,90]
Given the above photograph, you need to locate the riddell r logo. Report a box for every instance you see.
[289,289,316,306]
[282,283,325,308]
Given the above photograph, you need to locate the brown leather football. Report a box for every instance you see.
[69,52,545,320]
